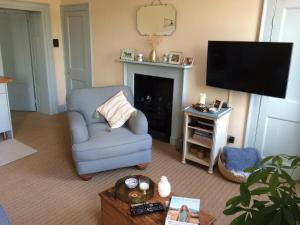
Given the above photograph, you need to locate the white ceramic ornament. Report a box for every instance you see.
[158,176,171,197]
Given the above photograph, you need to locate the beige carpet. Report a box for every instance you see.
[0,139,37,166]
[0,112,243,225]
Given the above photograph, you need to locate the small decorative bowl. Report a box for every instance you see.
[125,177,138,189]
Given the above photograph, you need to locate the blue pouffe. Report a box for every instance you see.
[218,147,261,183]
[223,147,261,172]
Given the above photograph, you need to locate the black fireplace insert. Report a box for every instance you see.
[134,74,174,142]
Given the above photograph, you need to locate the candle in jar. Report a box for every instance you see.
[139,182,149,190]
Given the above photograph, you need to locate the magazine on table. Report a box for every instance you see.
[165,196,200,225]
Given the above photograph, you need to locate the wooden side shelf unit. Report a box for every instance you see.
[182,106,232,173]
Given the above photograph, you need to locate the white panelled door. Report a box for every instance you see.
[0,10,36,111]
[62,4,92,94]
[255,0,300,179]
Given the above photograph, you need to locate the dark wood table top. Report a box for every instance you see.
[99,185,216,225]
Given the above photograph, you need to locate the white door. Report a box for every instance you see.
[254,0,300,179]
[62,4,92,94]
[0,10,36,111]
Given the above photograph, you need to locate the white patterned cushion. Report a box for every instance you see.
[96,91,137,128]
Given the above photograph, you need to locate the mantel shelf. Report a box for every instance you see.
[118,59,193,69]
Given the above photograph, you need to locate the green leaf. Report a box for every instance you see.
[226,196,243,207]
[229,213,247,225]
[260,156,273,166]
[246,169,269,186]
[271,210,282,225]
[223,206,243,215]
[272,156,283,166]
[291,204,300,221]
[240,184,251,207]
[251,187,270,195]
[283,207,295,225]
[280,169,296,187]
[244,167,255,173]
[252,200,268,210]
[269,195,281,204]
[269,172,279,189]
[291,158,300,168]
[259,204,279,214]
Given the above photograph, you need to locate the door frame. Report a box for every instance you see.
[244,0,283,147]
[61,3,93,95]
[0,0,58,115]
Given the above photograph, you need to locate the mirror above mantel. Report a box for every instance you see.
[137,1,176,36]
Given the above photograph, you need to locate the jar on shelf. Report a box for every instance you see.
[162,54,169,63]
[137,53,143,62]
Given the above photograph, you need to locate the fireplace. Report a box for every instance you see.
[120,59,191,146]
[134,74,174,142]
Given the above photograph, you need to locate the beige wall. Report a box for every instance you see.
[34,0,263,147]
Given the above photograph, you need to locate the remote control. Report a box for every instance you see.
[130,202,165,216]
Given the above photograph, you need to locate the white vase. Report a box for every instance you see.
[158,176,171,197]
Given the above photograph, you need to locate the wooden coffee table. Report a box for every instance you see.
[99,184,216,225]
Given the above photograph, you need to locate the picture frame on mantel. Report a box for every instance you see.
[169,51,183,64]
[120,48,135,61]
[183,57,194,66]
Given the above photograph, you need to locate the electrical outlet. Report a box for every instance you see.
[228,136,235,144]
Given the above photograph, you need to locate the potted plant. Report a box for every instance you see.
[224,154,300,225]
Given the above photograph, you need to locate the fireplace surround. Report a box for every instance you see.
[120,60,192,145]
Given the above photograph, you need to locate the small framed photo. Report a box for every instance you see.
[168,51,183,64]
[213,99,224,111]
[183,57,194,66]
[120,48,135,61]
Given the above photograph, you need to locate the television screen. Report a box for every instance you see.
[206,41,293,98]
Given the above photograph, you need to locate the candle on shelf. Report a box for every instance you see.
[199,93,206,105]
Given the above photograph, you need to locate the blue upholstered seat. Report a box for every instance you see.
[72,123,152,161]
[66,86,152,177]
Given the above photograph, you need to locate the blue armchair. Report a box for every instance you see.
[66,86,152,180]
[0,205,11,225]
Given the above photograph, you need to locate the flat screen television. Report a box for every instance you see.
[206,41,293,98]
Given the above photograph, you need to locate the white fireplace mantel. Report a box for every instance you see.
[120,59,192,145]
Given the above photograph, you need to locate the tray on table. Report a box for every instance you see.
[115,175,155,204]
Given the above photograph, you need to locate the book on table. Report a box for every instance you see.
[165,196,200,225]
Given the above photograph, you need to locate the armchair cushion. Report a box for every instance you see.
[127,110,148,135]
[72,123,152,162]
[96,91,136,128]
[66,86,134,125]
[68,112,89,144]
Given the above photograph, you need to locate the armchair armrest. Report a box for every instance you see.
[127,110,148,135]
[68,111,89,144]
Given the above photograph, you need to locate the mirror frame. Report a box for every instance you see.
[136,4,177,36]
